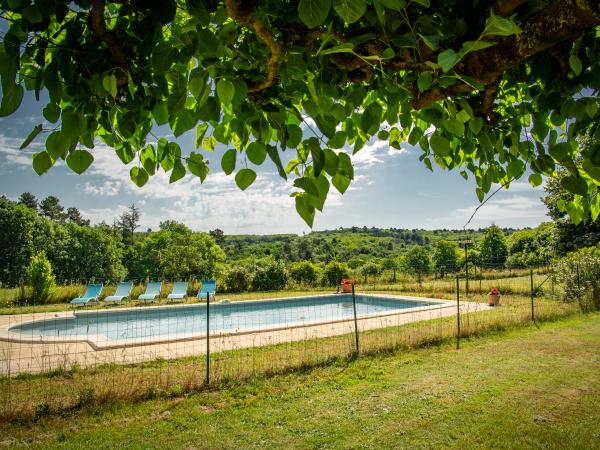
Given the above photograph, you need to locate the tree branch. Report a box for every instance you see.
[89,0,128,86]
[225,0,282,92]
[494,0,526,16]
[413,0,600,109]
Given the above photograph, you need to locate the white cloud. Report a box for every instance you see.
[351,139,407,168]
[83,180,122,196]
[426,193,547,229]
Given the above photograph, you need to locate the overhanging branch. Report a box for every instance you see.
[225,0,282,92]
[89,0,128,86]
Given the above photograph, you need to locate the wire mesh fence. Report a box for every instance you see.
[0,264,589,421]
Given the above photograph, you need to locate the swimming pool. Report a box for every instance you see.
[7,294,448,349]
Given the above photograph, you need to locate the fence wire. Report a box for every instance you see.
[0,265,587,421]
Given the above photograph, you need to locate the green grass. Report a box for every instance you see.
[1,313,598,449]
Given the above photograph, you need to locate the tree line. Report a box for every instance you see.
[1,171,599,299]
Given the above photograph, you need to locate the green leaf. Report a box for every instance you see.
[507,159,525,178]
[23,6,42,23]
[437,49,459,73]
[569,55,582,76]
[285,124,303,148]
[469,117,483,135]
[319,43,355,56]
[561,175,588,196]
[430,134,451,157]
[528,173,543,187]
[475,188,485,202]
[130,166,149,187]
[221,149,237,175]
[140,145,157,175]
[549,142,571,162]
[376,0,405,10]
[187,152,209,182]
[332,173,351,194]
[484,13,522,36]
[328,131,346,149]
[202,136,217,151]
[295,194,315,227]
[412,0,429,6]
[0,83,23,117]
[171,109,197,137]
[169,159,186,183]
[565,202,583,225]
[195,123,209,148]
[442,119,465,137]
[45,131,69,159]
[20,124,43,149]
[102,74,117,98]
[61,109,85,138]
[294,177,320,197]
[66,150,94,174]
[417,72,432,92]
[298,0,331,28]
[323,149,339,176]
[266,144,287,180]
[235,168,257,190]
[246,142,267,165]
[32,151,53,175]
[459,40,495,56]
[333,0,366,24]
[43,103,60,123]
[419,34,439,51]
[216,79,235,105]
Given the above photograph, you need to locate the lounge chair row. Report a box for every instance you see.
[70,280,216,306]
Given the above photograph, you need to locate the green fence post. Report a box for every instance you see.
[351,283,359,354]
[206,291,210,385]
[456,275,460,350]
[530,269,535,321]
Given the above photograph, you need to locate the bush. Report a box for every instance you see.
[251,259,287,291]
[223,266,252,292]
[26,252,55,303]
[322,261,348,287]
[553,246,600,311]
[289,261,320,286]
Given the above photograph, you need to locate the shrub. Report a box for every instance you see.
[251,259,287,291]
[289,261,320,286]
[322,261,348,287]
[26,251,55,303]
[553,246,600,311]
[223,266,252,292]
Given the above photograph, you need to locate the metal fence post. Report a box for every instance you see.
[530,268,535,321]
[206,291,210,385]
[351,283,359,354]
[456,276,460,350]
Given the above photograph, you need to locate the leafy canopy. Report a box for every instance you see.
[1,0,600,226]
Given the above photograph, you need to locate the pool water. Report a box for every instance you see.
[10,294,440,343]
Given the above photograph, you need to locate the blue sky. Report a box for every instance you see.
[0,92,549,234]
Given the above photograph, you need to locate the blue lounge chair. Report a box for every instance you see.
[138,281,162,303]
[104,281,133,304]
[71,283,103,306]
[197,279,216,301]
[167,281,189,302]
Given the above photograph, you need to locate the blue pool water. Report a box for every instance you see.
[11,294,439,343]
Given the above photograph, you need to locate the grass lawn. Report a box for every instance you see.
[1,313,599,449]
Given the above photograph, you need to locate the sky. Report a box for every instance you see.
[0,92,550,234]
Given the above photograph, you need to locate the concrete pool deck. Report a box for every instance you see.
[0,295,490,375]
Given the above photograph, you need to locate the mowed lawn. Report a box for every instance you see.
[2,314,599,449]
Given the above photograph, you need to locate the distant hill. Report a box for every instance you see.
[222,227,523,264]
